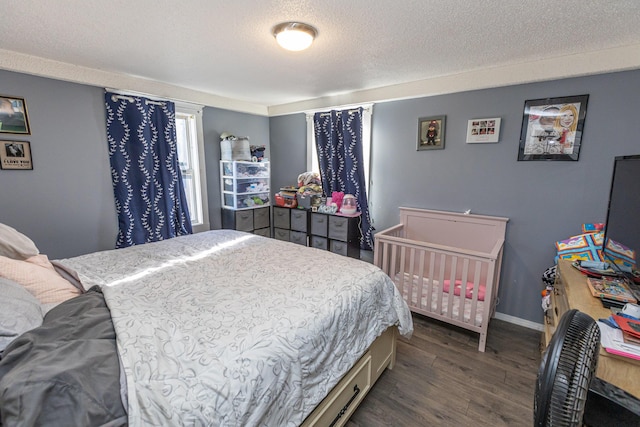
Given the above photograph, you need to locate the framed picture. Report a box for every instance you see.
[417,115,446,150]
[518,94,589,161]
[0,140,33,170]
[0,95,31,135]
[466,118,501,143]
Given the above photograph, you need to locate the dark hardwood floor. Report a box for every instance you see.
[347,314,541,426]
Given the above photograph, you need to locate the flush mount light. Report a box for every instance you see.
[272,22,317,51]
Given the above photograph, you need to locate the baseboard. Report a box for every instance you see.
[494,312,544,331]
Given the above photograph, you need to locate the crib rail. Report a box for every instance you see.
[374,220,505,352]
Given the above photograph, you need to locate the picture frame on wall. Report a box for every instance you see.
[0,95,31,135]
[417,115,446,151]
[0,140,33,170]
[518,94,589,161]
[466,118,501,143]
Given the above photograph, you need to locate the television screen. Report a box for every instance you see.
[603,155,640,279]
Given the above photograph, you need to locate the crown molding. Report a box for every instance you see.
[268,43,640,116]
[2,44,639,118]
[0,48,268,116]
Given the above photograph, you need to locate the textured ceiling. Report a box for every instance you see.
[1,1,640,113]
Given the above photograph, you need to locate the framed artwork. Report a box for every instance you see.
[466,118,501,143]
[417,115,446,151]
[518,94,589,161]
[0,140,33,170]
[0,95,31,135]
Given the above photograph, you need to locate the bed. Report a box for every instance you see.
[0,227,413,426]
[374,207,507,352]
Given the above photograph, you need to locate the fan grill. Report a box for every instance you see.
[535,309,601,427]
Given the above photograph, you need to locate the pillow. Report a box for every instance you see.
[0,277,44,352]
[0,223,39,260]
[0,254,81,305]
[442,279,486,301]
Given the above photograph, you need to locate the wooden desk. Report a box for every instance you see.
[544,260,640,399]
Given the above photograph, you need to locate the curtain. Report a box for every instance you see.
[105,91,192,248]
[314,108,374,250]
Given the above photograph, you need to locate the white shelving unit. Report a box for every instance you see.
[220,160,270,210]
[220,160,271,237]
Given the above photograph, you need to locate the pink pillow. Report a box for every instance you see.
[442,279,486,301]
[0,254,81,305]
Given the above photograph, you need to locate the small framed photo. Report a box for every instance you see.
[0,95,31,135]
[417,115,446,151]
[0,140,33,170]
[518,94,589,161]
[466,118,501,143]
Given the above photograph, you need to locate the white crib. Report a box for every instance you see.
[374,207,508,351]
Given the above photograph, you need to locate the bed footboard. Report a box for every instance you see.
[301,327,397,427]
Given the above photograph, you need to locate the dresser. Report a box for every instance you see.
[545,260,640,399]
[272,207,361,259]
[309,212,360,259]
[273,206,308,245]
[222,206,270,237]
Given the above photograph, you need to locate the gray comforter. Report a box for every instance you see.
[0,287,127,427]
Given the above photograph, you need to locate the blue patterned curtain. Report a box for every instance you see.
[314,108,374,250]
[105,92,192,248]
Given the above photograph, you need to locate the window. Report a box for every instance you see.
[175,103,210,232]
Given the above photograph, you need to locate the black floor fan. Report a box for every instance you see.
[535,309,640,426]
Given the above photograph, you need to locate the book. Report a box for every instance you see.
[612,315,640,340]
[598,321,640,362]
[622,331,640,346]
[586,277,637,303]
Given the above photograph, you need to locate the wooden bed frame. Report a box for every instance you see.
[374,207,507,352]
[301,326,397,426]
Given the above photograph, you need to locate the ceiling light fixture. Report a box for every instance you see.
[272,22,317,52]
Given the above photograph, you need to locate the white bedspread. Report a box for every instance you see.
[59,230,412,427]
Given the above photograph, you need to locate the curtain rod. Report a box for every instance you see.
[105,88,203,111]
[110,94,135,103]
[109,94,166,106]
[318,108,363,117]
[306,103,373,118]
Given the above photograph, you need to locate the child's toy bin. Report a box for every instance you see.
[275,193,297,208]
[297,194,319,210]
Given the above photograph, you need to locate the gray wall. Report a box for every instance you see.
[0,70,116,258]
[0,70,270,258]
[268,69,640,324]
[3,66,639,324]
[269,113,307,191]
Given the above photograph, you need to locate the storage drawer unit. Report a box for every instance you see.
[221,160,271,236]
[220,161,270,210]
[222,206,271,236]
[273,207,308,246]
[271,208,360,258]
[310,212,360,260]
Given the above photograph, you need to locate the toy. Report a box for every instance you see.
[340,194,357,215]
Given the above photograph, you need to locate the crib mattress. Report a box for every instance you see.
[394,273,485,326]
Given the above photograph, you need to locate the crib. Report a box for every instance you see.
[374,207,508,351]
